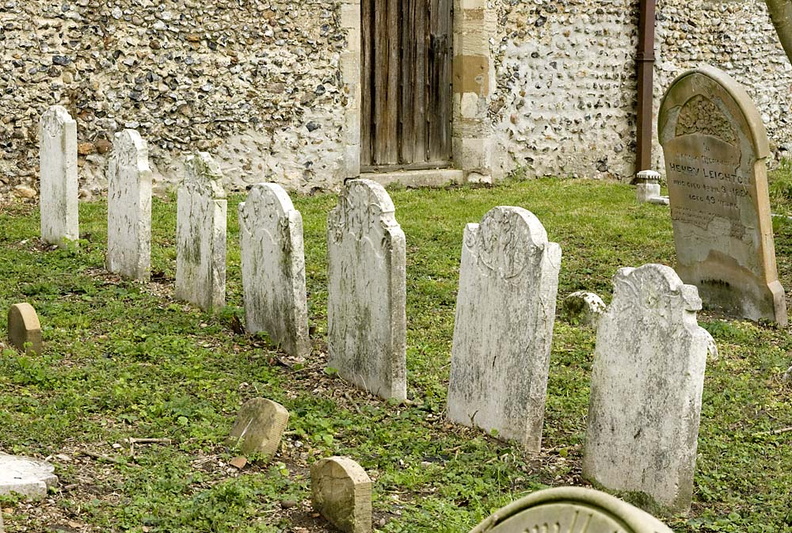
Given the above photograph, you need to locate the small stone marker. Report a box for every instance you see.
[106,130,152,281]
[0,453,58,499]
[469,486,672,533]
[327,179,406,400]
[583,264,710,513]
[8,303,42,355]
[635,170,664,203]
[447,207,561,452]
[659,65,787,326]
[39,105,78,247]
[239,183,310,357]
[311,456,372,533]
[562,290,606,327]
[227,398,289,458]
[175,152,227,312]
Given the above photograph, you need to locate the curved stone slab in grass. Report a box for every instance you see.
[0,453,58,499]
[470,486,672,533]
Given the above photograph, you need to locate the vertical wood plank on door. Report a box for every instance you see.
[361,0,373,167]
[400,0,416,163]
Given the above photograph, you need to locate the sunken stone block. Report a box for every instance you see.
[0,453,58,499]
[8,303,42,355]
[227,398,289,458]
[583,264,710,513]
[562,291,606,327]
[311,456,372,533]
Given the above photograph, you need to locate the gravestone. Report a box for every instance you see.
[239,184,309,357]
[106,130,153,281]
[8,303,42,355]
[447,207,561,452]
[39,105,78,247]
[0,453,58,499]
[659,66,787,326]
[227,398,289,458]
[311,456,372,533]
[583,264,710,513]
[327,179,406,400]
[469,486,672,533]
[175,152,227,313]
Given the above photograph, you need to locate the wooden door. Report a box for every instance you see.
[361,0,452,170]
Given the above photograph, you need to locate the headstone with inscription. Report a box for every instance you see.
[175,152,227,313]
[659,66,787,326]
[327,179,407,400]
[39,106,78,247]
[239,183,310,357]
[107,130,152,281]
[447,207,561,452]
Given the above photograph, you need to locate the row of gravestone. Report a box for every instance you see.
[37,111,709,513]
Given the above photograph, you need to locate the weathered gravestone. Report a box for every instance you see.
[175,152,227,312]
[583,264,711,513]
[39,105,78,247]
[311,456,372,533]
[7,303,42,355]
[659,65,787,326]
[239,183,310,357]
[106,130,153,281]
[469,486,672,533]
[227,398,289,458]
[0,453,58,499]
[447,207,561,452]
[327,179,406,400]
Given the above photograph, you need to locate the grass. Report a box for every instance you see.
[0,176,790,532]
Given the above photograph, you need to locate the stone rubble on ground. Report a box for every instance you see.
[447,206,561,452]
[239,183,310,357]
[311,456,372,533]
[326,179,407,400]
[175,152,227,313]
[106,129,153,281]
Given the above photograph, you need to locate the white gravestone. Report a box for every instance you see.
[39,105,78,247]
[327,179,407,400]
[239,183,310,357]
[447,207,561,452]
[106,130,153,281]
[175,152,227,312]
[583,264,711,513]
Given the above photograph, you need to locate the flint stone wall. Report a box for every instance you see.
[2,0,792,201]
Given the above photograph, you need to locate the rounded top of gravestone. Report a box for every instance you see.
[470,486,672,533]
[658,65,769,159]
[183,152,226,198]
[242,183,296,217]
[344,179,396,213]
[0,453,58,499]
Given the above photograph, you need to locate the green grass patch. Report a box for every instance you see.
[0,178,790,531]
